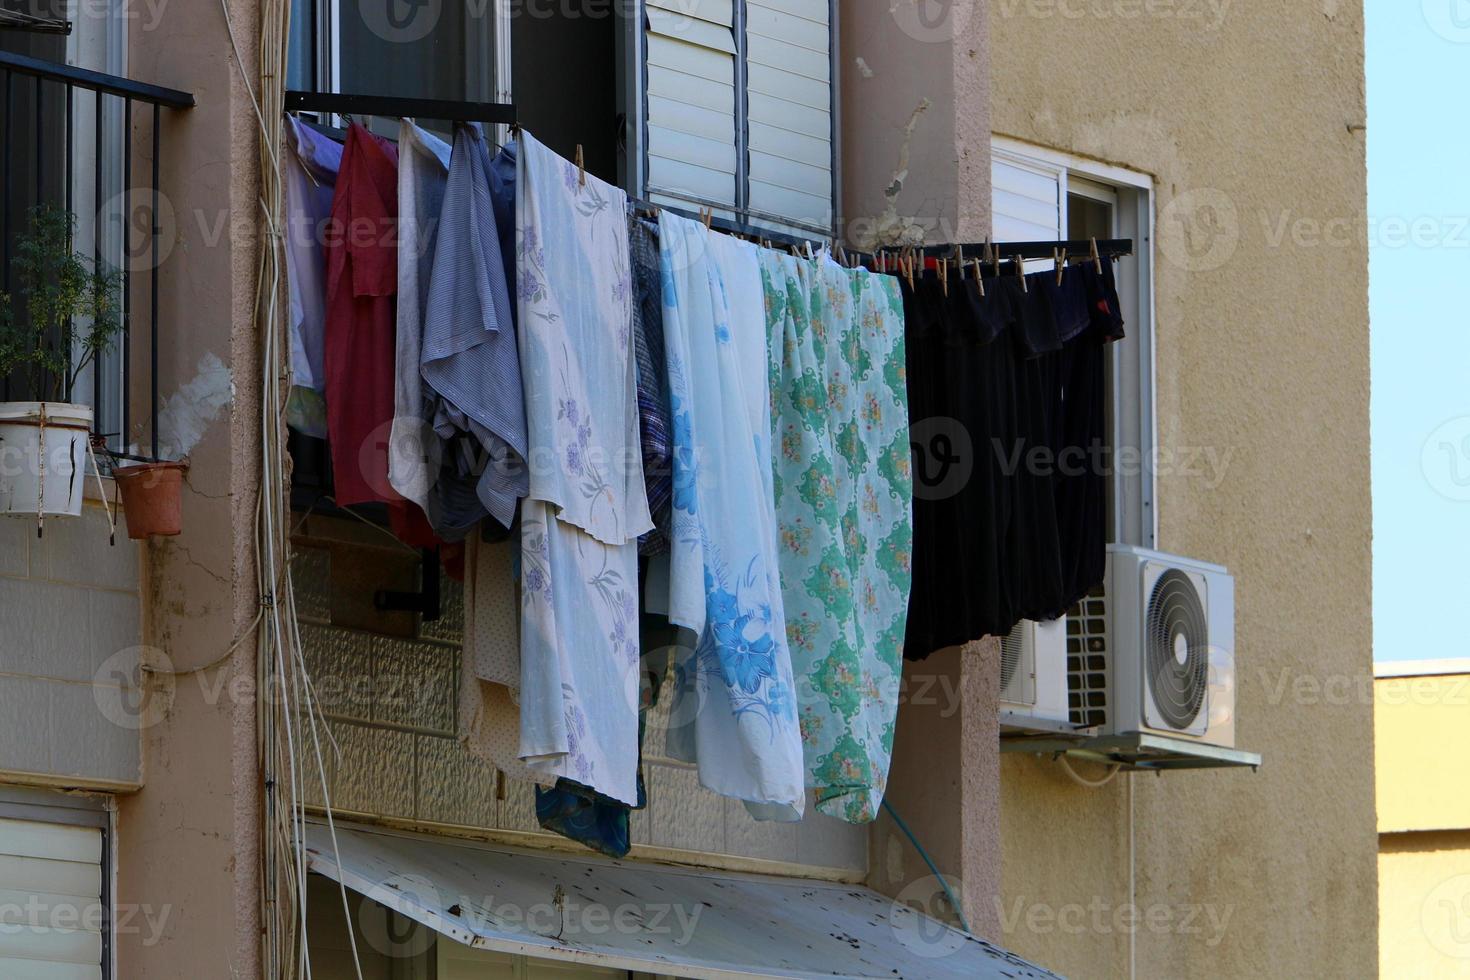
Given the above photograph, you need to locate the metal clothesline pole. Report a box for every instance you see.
[281,90,1134,268]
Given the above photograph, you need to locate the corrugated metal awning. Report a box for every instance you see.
[304,823,1059,980]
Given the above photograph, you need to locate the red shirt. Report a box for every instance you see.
[324,124,400,507]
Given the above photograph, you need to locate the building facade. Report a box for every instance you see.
[0,1,1376,978]
[1376,660,1470,978]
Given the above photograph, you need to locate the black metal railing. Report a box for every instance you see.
[0,48,192,462]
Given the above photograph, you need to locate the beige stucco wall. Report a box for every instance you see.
[116,0,264,976]
[1375,670,1470,976]
[992,3,1376,978]
[0,503,141,789]
[837,0,1001,940]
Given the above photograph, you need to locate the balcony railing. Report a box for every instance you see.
[0,48,192,462]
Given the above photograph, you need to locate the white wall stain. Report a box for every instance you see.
[152,352,233,460]
[854,98,932,251]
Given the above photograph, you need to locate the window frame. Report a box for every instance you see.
[296,1,512,118]
[0,787,114,980]
[624,0,841,238]
[993,137,1158,550]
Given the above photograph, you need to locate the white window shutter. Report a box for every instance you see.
[0,819,105,980]
[645,0,739,210]
[992,154,1063,241]
[745,0,833,230]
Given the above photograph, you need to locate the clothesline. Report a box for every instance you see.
[282,89,1133,272]
[281,108,1124,854]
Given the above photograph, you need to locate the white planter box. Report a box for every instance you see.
[0,401,94,519]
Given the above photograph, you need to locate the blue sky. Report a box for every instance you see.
[1367,1,1470,662]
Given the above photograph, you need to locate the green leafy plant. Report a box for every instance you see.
[0,204,123,403]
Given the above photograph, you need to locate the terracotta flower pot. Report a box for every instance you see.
[113,461,187,539]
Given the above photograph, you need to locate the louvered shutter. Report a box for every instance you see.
[745,0,833,231]
[992,154,1063,241]
[644,0,739,210]
[0,818,105,980]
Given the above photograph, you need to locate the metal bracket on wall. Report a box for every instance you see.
[374,548,442,623]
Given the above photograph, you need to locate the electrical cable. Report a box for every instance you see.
[1058,754,1122,788]
[215,0,365,976]
[881,798,973,936]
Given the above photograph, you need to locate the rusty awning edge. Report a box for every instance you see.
[303,820,1062,980]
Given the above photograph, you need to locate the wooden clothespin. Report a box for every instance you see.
[702,207,714,232]
[1055,248,1067,287]
[1090,236,1103,273]
[905,255,917,291]
[972,257,985,297]
[990,241,1001,279]
[956,245,966,279]
[939,257,949,296]
[575,144,586,187]
[1014,255,1027,294]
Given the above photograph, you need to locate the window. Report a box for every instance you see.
[630,0,837,235]
[287,2,838,235]
[0,789,113,979]
[992,138,1157,549]
[1,6,129,447]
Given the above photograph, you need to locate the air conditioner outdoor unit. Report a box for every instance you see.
[999,616,1070,730]
[1071,545,1237,748]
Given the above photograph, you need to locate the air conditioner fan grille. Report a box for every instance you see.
[1145,569,1208,730]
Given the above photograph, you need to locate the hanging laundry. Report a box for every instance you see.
[902,262,1122,660]
[421,124,528,531]
[763,251,913,824]
[629,217,673,557]
[533,664,661,859]
[515,132,652,807]
[283,116,342,438]
[323,122,400,507]
[390,121,474,537]
[655,213,805,820]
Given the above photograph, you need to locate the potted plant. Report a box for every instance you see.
[0,204,122,522]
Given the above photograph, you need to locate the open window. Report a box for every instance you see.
[992,138,1157,549]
